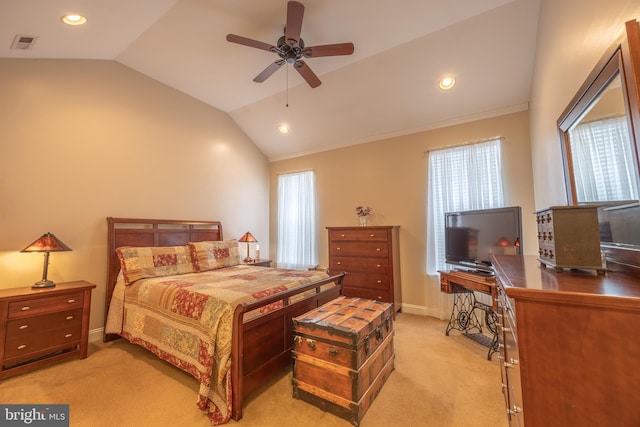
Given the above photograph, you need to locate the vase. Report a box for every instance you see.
[359,216,367,226]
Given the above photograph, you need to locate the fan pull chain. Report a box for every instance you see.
[286,63,289,107]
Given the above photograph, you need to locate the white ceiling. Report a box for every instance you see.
[0,0,540,161]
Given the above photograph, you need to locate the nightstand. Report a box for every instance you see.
[0,280,96,380]
[244,259,272,267]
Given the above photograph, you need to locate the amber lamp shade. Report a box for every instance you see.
[21,232,72,288]
[238,232,258,263]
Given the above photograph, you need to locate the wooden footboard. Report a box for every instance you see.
[231,272,344,421]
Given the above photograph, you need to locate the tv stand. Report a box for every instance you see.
[439,270,498,360]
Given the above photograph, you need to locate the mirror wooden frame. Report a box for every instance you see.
[558,19,640,206]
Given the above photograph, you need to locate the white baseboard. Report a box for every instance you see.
[89,327,104,343]
[400,303,450,320]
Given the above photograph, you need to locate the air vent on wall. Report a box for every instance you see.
[11,35,38,50]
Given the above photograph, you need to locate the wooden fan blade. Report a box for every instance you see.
[226,34,276,53]
[294,60,321,88]
[285,1,305,47]
[302,43,355,58]
[253,60,285,83]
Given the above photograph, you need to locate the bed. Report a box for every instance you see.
[103,217,344,424]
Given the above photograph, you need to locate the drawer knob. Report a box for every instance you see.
[19,325,28,330]
[17,344,27,350]
[21,306,31,311]
[376,264,381,268]
[336,247,341,251]
[507,405,523,415]
[377,280,382,283]
[340,234,345,237]
[504,358,520,368]
[66,316,74,320]
[65,333,73,338]
[369,234,375,237]
[336,261,341,265]
[67,299,76,303]
[376,248,381,251]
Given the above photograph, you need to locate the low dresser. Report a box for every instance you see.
[0,280,95,379]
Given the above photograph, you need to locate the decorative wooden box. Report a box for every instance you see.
[292,296,395,426]
[535,205,604,273]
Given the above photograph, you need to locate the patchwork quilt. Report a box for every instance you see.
[105,265,331,425]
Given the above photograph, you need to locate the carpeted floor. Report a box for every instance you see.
[0,313,508,427]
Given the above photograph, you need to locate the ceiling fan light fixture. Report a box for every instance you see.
[61,14,87,26]
[439,75,456,90]
[278,123,290,134]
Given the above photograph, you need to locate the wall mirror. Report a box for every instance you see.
[558,20,640,206]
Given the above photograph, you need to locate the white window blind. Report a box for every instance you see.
[426,139,504,274]
[569,116,639,202]
[277,170,318,270]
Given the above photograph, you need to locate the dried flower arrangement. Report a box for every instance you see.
[355,206,372,217]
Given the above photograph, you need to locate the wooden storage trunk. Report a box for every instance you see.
[292,296,395,426]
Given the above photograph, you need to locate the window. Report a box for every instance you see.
[568,116,639,202]
[277,170,318,269]
[426,139,504,274]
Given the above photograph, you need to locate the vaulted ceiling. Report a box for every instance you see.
[0,0,540,161]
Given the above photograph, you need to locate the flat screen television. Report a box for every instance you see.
[444,206,523,274]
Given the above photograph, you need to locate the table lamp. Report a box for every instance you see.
[238,232,257,263]
[21,232,72,288]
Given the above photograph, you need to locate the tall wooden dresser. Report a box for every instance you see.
[326,226,401,313]
[492,254,640,426]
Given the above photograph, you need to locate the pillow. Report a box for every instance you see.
[116,245,195,285]
[188,240,241,272]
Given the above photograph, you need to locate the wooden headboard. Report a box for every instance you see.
[104,217,223,341]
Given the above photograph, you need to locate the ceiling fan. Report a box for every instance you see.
[226,1,354,88]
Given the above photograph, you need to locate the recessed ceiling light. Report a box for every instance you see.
[439,75,456,90]
[278,123,290,134]
[61,14,87,26]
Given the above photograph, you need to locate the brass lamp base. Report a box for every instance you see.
[32,279,56,288]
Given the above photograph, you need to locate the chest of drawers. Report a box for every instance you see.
[0,280,95,379]
[535,205,603,272]
[327,226,401,313]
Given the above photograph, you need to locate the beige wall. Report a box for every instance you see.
[0,59,270,333]
[270,110,535,317]
[529,0,640,208]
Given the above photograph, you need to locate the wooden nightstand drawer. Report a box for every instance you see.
[4,321,82,361]
[8,292,84,319]
[6,308,83,339]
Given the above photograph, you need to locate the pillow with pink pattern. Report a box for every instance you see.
[116,245,194,285]
[188,240,241,271]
